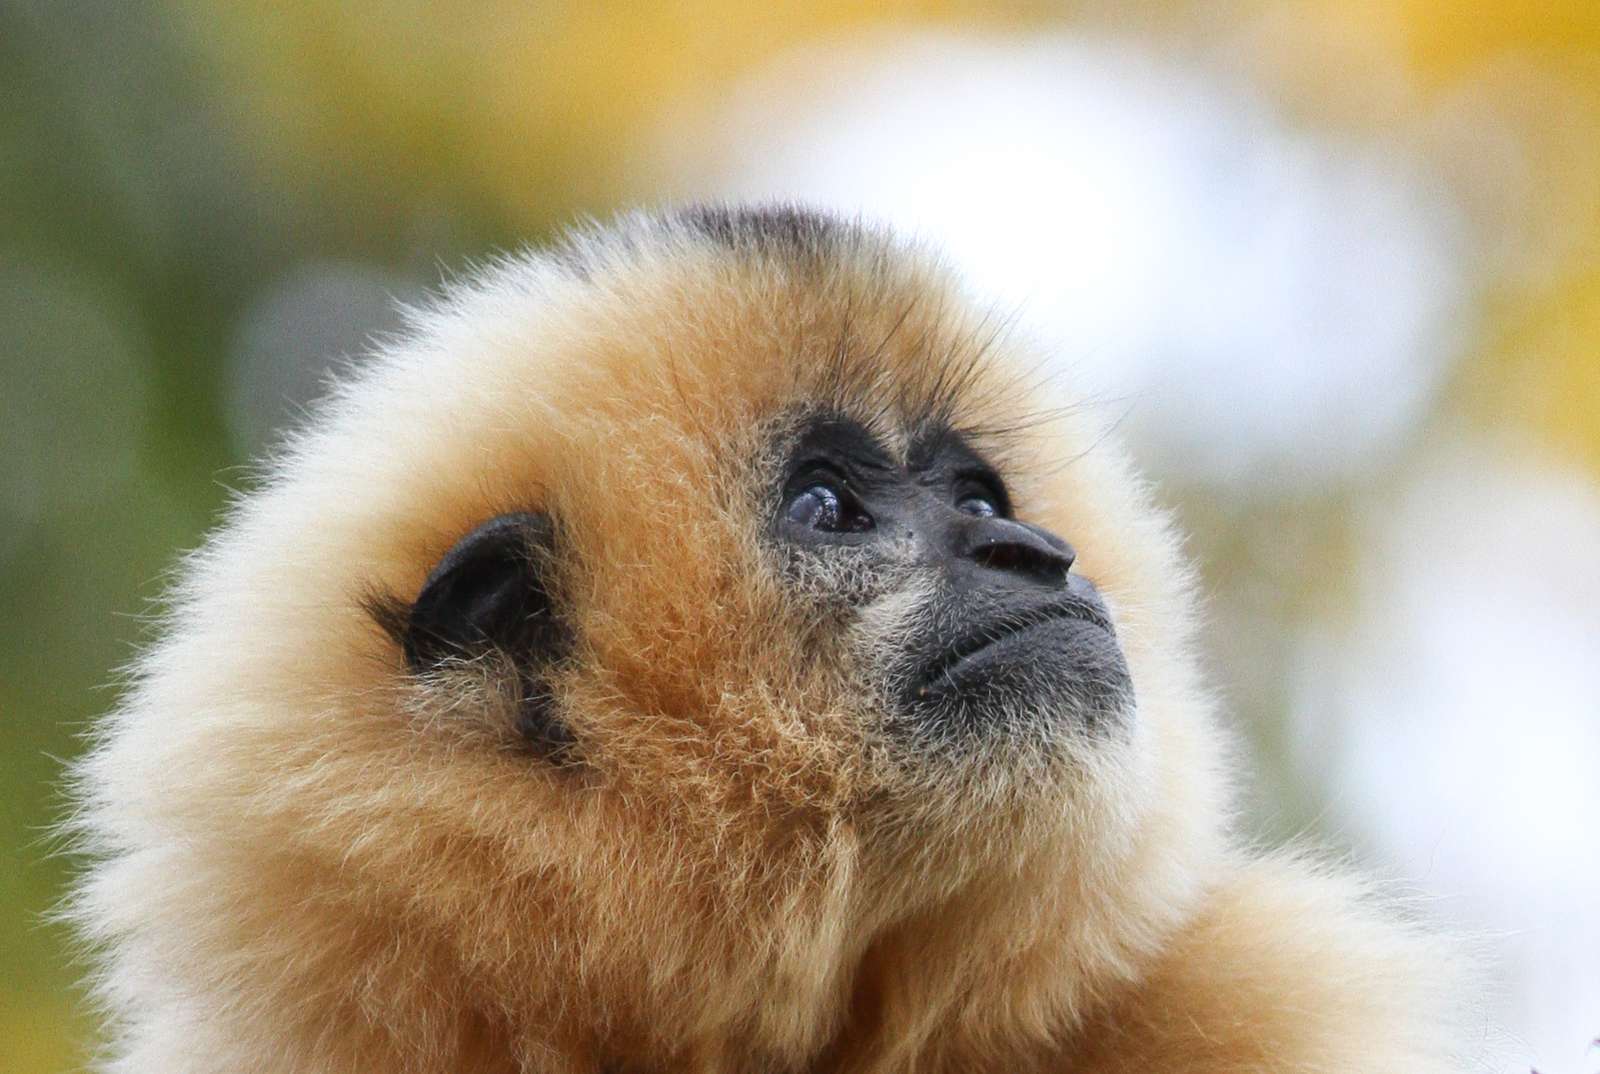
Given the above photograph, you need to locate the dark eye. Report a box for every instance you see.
[956,493,1001,518]
[785,481,873,533]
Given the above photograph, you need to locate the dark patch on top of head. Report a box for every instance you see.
[678,203,848,260]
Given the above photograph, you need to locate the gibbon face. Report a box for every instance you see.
[773,415,1133,742]
[390,395,1134,769]
[76,206,1225,1070]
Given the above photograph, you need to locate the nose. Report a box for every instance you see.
[956,516,1076,586]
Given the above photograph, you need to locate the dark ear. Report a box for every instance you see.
[396,511,575,757]
[403,512,565,671]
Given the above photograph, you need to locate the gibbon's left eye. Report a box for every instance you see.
[955,493,1001,518]
[785,480,874,533]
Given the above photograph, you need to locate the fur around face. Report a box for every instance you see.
[70,206,1465,1072]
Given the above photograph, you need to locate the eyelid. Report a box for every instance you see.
[788,458,857,495]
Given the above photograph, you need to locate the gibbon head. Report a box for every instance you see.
[77,207,1226,1070]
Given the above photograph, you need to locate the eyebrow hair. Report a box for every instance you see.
[906,420,995,475]
[787,412,1005,497]
[790,415,897,473]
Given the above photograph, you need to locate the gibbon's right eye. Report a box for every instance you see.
[785,481,873,533]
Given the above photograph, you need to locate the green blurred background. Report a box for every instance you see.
[4,2,1598,1070]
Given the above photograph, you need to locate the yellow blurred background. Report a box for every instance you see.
[4,2,1597,1070]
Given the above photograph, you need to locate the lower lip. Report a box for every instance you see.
[918,612,1108,696]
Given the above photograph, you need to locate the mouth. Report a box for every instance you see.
[916,599,1116,698]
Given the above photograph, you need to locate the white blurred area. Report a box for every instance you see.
[1296,444,1600,1073]
[643,30,1600,1073]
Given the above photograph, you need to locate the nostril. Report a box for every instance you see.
[976,543,1068,584]
[964,520,1075,584]
[974,541,1028,573]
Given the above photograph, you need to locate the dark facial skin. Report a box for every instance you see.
[775,417,1133,738]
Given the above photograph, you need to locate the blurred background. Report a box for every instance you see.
[3,1,1597,1070]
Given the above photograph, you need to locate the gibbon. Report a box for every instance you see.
[71,205,1466,1073]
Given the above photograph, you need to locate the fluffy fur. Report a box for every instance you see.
[71,206,1465,1072]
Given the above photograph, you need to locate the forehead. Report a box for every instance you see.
[580,221,1033,457]
[421,211,1048,535]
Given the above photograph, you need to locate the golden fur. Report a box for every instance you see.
[72,207,1464,1072]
